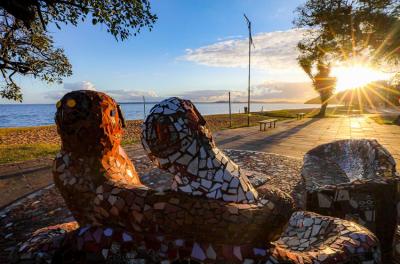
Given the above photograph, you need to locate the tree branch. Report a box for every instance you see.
[35,2,47,30]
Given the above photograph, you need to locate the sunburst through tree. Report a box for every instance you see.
[295,0,400,117]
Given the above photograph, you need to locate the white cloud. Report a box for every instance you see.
[182,28,309,77]
[44,81,97,100]
[105,89,160,102]
[251,81,317,101]
[217,35,244,41]
[64,81,97,91]
[44,81,159,102]
[178,81,317,103]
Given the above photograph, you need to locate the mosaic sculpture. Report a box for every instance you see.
[141,97,259,203]
[12,92,382,263]
[52,90,295,260]
[14,211,381,263]
[302,139,400,261]
[268,211,381,263]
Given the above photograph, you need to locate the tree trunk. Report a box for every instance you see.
[318,100,328,117]
[395,115,400,125]
[313,63,335,118]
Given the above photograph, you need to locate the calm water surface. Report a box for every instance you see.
[0,102,322,128]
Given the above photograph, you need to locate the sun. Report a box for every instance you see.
[332,65,390,92]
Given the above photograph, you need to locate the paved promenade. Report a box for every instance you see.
[0,115,399,207]
[214,116,400,165]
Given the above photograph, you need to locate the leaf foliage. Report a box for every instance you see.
[0,0,157,101]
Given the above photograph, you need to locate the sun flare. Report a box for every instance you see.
[332,65,390,93]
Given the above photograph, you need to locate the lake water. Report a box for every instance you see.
[0,102,322,128]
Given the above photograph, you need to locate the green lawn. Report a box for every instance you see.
[0,143,60,164]
[262,107,347,118]
[370,115,398,125]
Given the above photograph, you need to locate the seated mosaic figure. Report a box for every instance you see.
[12,91,381,264]
[141,97,260,203]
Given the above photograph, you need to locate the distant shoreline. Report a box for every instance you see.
[0,102,322,128]
[0,107,329,130]
[1,100,306,105]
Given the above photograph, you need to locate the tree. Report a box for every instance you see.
[0,0,157,101]
[294,0,400,117]
[299,53,337,116]
[297,32,337,117]
[0,15,71,101]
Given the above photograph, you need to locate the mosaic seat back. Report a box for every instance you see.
[268,211,381,263]
[302,139,399,261]
[141,97,258,203]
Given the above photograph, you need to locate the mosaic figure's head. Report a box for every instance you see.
[141,97,215,166]
[55,90,126,155]
[142,97,258,203]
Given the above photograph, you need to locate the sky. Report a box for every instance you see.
[2,0,321,104]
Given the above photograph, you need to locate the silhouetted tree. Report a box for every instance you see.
[0,0,157,101]
[299,56,337,116]
[294,0,400,117]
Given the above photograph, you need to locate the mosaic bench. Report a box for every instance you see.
[268,211,381,263]
[13,211,381,263]
[302,139,400,261]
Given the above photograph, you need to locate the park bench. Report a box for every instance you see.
[296,113,305,120]
[258,119,277,131]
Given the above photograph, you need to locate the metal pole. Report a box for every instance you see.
[244,14,252,127]
[229,91,232,127]
[247,29,251,126]
[143,96,146,119]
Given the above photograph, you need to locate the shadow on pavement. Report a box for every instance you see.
[224,118,321,151]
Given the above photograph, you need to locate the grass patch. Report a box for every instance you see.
[121,139,140,146]
[263,108,326,118]
[263,106,371,118]
[263,109,302,118]
[370,115,397,125]
[0,143,59,164]
[204,113,289,132]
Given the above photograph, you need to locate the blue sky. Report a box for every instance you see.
[3,0,318,104]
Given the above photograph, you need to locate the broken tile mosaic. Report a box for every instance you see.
[9,92,385,263]
[302,139,400,262]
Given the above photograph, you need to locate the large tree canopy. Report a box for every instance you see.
[294,0,400,116]
[0,0,157,101]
